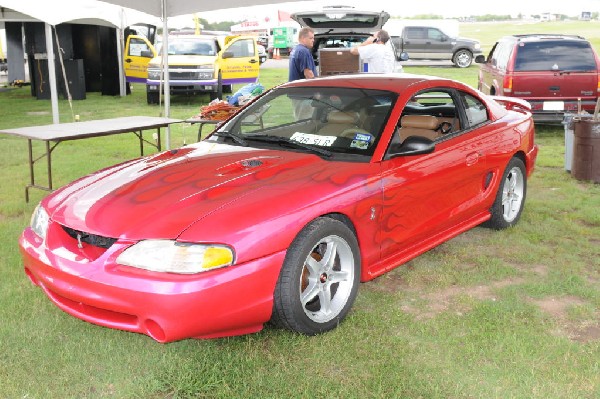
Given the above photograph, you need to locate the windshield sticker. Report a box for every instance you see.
[291,132,337,147]
[349,132,373,150]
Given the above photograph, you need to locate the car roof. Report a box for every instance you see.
[281,73,449,92]
[291,7,389,34]
[502,34,588,43]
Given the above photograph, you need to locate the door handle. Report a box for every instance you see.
[125,58,132,63]
[249,59,258,64]
[466,152,480,166]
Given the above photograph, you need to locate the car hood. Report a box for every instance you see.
[291,8,389,34]
[45,142,330,240]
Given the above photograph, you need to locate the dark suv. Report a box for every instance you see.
[476,34,600,123]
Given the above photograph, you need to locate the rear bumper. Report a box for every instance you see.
[530,99,598,124]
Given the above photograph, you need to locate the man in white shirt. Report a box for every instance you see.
[350,29,395,73]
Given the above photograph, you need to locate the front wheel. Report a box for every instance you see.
[146,91,159,105]
[453,50,473,68]
[484,157,527,229]
[271,217,361,335]
[209,71,223,101]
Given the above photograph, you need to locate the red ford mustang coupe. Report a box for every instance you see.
[20,74,538,342]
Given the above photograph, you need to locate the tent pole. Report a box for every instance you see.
[45,23,59,124]
[116,14,126,97]
[162,0,171,149]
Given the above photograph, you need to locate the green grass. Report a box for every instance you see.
[0,20,599,399]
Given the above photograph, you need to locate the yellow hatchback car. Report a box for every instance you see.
[124,34,261,104]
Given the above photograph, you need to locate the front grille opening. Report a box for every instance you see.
[62,226,117,249]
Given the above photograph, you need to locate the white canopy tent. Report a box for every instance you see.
[0,0,157,123]
[96,0,309,148]
[2,0,308,148]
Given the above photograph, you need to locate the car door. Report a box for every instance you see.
[425,28,452,58]
[378,89,495,262]
[220,36,260,86]
[402,27,428,58]
[123,35,156,83]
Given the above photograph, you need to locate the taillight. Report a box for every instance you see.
[597,74,600,93]
[503,75,512,94]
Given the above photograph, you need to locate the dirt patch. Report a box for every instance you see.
[531,296,585,318]
[368,270,411,294]
[530,296,599,343]
[400,277,526,319]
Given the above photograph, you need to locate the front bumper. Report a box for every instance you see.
[20,228,285,342]
[147,78,219,94]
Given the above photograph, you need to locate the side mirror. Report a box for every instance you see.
[388,136,435,158]
[222,51,234,59]
[475,55,486,64]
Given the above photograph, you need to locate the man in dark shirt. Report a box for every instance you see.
[289,27,317,81]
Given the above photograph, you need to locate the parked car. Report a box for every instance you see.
[124,34,261,103]
[476,34,600,123]
[20,74,538,342]
[291,6,405,73]
[390,26,482,68]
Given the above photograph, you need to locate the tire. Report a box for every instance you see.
[484,157,527,229]
[209,71,223,101]
[146,91,159,105]
[223,84,233,94]
[271,217,361,335]
[453,49,473,68]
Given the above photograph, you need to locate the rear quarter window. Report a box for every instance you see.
[514,40,597,72]
[489,40,514,70]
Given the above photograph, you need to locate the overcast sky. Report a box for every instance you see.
[186,0,600,24]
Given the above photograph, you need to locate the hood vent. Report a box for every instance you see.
[240,159,263,168]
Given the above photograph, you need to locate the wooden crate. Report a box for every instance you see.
[318,48,360,76]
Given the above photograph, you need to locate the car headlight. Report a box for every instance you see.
[116,240,234,274]
[30,204,49,240]
[147,68,161,80]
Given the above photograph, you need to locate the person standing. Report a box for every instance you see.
[289,27,317,81]
[350,29,395,73]
[288,27,318,119]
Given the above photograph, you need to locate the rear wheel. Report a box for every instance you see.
[271,217,360,335]
[453,49,473,68]
[484,157,527,229]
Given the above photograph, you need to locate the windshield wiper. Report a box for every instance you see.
[213,131,248,146]
[245,134,332,158]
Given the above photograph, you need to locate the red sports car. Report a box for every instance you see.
[20,74,538,342]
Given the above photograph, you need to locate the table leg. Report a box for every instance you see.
[26,139,34,202]
[47,140,52,191]
[197,123,205,142]
[139,130,144,156]
[156,128,162,151]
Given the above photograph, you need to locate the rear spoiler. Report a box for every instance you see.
[491,96,532,112]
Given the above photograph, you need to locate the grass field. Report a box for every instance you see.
[0,20,598,399]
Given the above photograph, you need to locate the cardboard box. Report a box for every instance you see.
[318,48,360,76]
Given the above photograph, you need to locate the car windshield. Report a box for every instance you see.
[164,38,217,56]
[514,40,597,71]
[214,86,397,159]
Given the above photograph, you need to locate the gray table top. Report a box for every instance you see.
[0,116,182,141]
